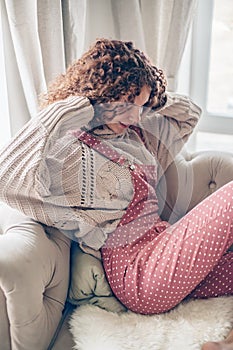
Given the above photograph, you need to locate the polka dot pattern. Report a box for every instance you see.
[74,130,233,315]
[102,180,233,315]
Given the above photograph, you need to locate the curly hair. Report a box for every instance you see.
[40,38,167,109]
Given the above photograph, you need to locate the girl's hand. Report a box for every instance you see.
[150,67,167,109]
[150,90,167,109]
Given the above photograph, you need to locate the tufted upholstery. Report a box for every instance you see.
[157,150,233,223]
[0,149,232,350]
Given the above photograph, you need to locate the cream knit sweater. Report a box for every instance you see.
[0,93,201,250]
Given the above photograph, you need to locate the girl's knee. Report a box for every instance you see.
[223,180,233,193]
[217,181,233,208]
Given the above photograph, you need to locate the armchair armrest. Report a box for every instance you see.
[0,203,71,350]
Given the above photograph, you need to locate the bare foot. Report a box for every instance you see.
[202,330,233,350]
[202,341,233,350]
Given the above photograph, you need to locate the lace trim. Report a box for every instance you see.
[81,143,87,205]
[80,143,95,206]
[89,148,95,205]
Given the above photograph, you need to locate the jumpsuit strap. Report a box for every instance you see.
[71,129,129,166]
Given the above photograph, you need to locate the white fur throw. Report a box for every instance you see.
[69,296,233,350]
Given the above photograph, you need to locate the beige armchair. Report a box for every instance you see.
[0,149,233,350]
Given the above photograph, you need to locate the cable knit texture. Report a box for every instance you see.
[0,93,201,250]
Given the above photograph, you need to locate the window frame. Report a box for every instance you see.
[189,0,233,135]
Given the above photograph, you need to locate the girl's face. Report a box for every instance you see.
[105,85,151,134]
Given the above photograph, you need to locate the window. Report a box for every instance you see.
[207,0,233,115]
[190,0,233,136]
[178,0,233,152]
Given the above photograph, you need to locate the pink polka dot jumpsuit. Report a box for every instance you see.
[77,130,233,315]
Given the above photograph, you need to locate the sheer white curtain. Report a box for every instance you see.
[0,0,198,142]
[0,0,65,135]
[65,0,198,91]
[141,0,198,91]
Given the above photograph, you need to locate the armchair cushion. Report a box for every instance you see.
[68,243,126,313]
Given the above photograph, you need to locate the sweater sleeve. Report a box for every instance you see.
[0,96,94,223]
[140,92,202,179]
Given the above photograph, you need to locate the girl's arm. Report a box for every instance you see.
[140,92,202,179]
